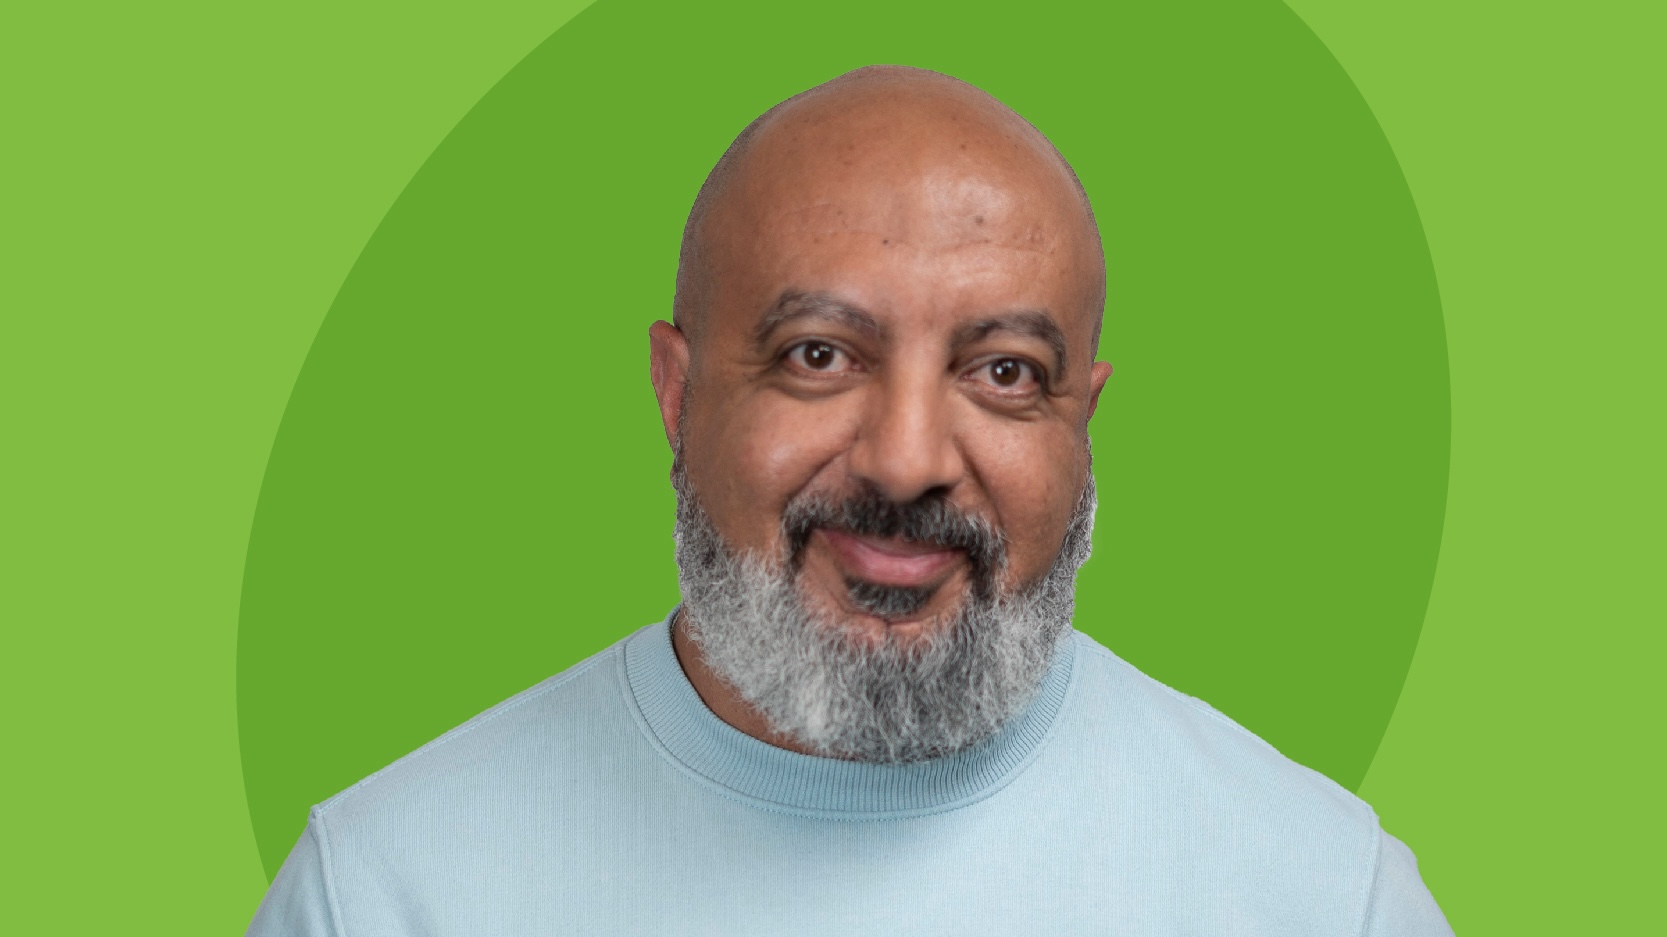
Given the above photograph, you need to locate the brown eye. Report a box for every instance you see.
[791,341,845,371]
[989,358,1025,386]
[967,357,1042,396]
[802,342,836,369]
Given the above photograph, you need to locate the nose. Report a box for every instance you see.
[846,370,966,504]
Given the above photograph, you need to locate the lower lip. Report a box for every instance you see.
[818,529,964,587]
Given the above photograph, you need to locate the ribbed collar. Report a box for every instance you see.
[621,614,1078,819]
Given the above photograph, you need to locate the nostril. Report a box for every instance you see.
[918,483,954,503]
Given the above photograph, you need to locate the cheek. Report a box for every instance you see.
[963,420,1086,575]
[694,390,859,550]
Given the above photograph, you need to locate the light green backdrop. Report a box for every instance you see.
[2,1,1660,934]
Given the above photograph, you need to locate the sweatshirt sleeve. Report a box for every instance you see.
[245,815,342,937]
[1361,828,1453,937]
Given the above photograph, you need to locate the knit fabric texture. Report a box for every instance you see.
[247,615,1450,935]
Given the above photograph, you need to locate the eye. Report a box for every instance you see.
[971,357,1042,392]
[785,341,852,373]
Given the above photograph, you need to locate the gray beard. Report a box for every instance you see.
[672,456,1096,764]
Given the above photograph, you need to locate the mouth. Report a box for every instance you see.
[816,528,966,589]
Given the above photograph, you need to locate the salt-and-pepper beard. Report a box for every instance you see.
[672,447,1097,764]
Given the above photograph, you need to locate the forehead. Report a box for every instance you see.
[736,226,1079,341]
[701,99,1100,343]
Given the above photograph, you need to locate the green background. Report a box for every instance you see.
[2,0,1660,933]
[237,0,1449,878]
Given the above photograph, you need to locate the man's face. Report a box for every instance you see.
[660,86,1112,648]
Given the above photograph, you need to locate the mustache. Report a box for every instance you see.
[780,484,1006,590]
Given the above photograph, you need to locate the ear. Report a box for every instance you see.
[1085,360,1114,423]
[649,320,691,450]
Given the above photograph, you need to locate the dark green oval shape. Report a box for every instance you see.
[238,0,1447,879]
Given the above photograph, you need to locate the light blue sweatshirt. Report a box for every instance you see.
[248,617,1450,935]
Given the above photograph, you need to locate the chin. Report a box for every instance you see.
[816,586,967,649]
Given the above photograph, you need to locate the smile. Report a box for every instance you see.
[817,528,966,588]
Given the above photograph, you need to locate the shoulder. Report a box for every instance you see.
[274,625,665,931]
[1067,629,1376,828]
[312,625,643,832]
[1061,632,1386,918]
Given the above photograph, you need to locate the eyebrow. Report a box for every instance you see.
[752,291,885,347]
[952,311,1070,381]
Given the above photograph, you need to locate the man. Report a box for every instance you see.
[249,66,1450,934]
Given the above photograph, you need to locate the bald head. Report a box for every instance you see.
[673,65,1104,350]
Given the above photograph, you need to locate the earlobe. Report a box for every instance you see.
[1085,360,1114,423]
[649,320,691,449]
